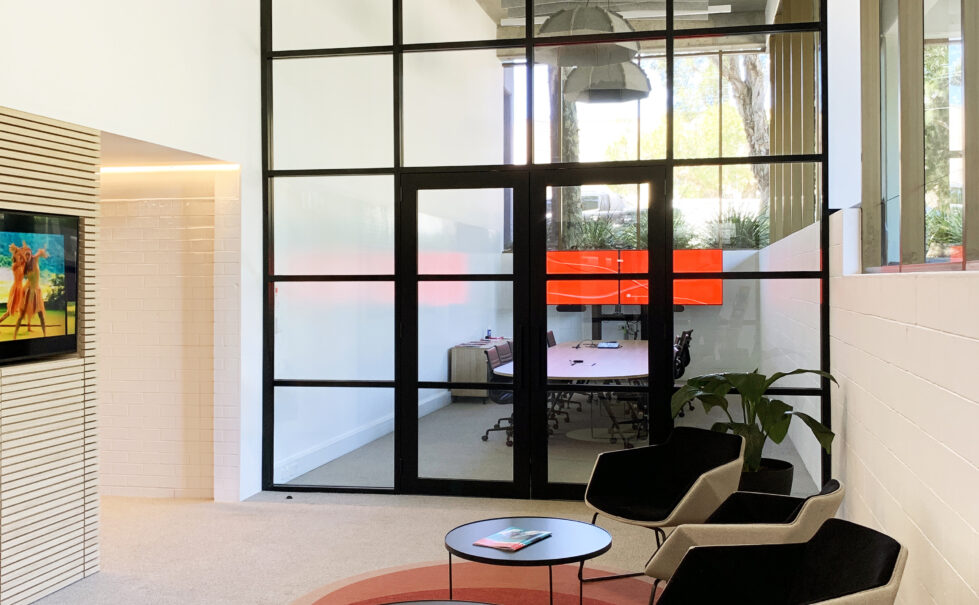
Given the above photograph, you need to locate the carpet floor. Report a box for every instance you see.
[35,494,659,605]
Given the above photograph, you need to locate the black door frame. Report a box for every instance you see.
[529,165,673,500]
[398,166,672,499]
[399,170,531,498]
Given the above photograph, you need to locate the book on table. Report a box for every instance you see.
[473,527,552,552]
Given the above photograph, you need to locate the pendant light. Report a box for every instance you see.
[563,61,651,103]
[535,4,639,67]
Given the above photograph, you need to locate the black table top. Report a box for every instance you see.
[444,516,612,567]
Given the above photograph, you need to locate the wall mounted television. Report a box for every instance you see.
[0,210,78,364]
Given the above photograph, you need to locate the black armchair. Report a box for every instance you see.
[580,427,744,583]
[655,518,907,605]
[646,480,845,583]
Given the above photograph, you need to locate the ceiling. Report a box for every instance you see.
[100,131,218,167]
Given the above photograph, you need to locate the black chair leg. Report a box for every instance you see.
[579,514,662,584]
[648,579,661,605]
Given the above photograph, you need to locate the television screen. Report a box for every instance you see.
[0,211,78,363]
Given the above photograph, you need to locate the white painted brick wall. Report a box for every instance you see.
[829,210,979,604]
[98,175,218,499]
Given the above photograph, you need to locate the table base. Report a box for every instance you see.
[449,553,582,605]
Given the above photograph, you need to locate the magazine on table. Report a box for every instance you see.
[473,527,551,552]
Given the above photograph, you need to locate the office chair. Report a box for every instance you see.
[546,330,557,348]
[481,347,514,446]
[494,341,512,364]
[654,518,907,605]
[646,480,844,584]
[673,330,695,417]
[580,427,744,583]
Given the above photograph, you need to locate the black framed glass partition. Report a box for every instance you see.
[261,0,830,498]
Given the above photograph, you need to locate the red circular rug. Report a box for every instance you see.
[294,561,661,605]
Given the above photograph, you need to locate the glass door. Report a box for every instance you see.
[400,172,530,498]
[530,166,672,500]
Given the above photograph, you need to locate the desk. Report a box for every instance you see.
[493,341,648,446]
[492,340,648,380]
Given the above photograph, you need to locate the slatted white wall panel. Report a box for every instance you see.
[0,106,99,605]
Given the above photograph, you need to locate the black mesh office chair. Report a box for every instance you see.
[655,519,907,605]
[481,347,513,446]
[546,330,557,348]
[673,330,695,417]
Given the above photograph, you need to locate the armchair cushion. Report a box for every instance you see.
[585,427,744,526]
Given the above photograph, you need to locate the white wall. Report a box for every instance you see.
[99,171,225,498]
[0,0,260,500]
[829,210,979,604]
[758,222,823,487]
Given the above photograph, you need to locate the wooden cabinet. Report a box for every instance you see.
[449,340,509,399]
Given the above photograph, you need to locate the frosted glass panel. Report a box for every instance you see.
[274,282,393,380]
[403,0,520,44]
[274,176,394,275]
[404,49,520,166]
[418,387,514,481]
[418,188,511,274]
[273,56,393,170]
[273,0,392,50]
[674,279,820,386]
[274,387,394,487]
[418,281,513,383]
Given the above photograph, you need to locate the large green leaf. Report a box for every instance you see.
[696,393,730,416]
[671,384,702,417]
[793,411,835,453]
[725,371,768,404]
[756,398,793,443]
[765,369,838,391]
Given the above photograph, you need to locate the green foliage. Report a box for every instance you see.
[568,214,623,250]
[698,207,770,250]
[925,203,963,247]
[673,210,696,249]
[672,369,837,472]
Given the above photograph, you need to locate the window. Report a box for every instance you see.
[867,0,974,271]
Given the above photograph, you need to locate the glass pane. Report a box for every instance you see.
[673,164,821,271]
[673,279,820,386]
[272,0,392,50]
[547,388,649,484]
[675,0,819,29]
[534,41,666,164]
[404,0,523,43]
[419,281,514,383]
[924,0,964,263]
[273,56,394,170]
[418,387,514,481]
[675,394,822,496]
[675,33,820,159]
[546,183,647,251]
[418,188,512,274]
[274,387,394,487]
[880,0,901,266]
[273,176,394,275]
[545,307,649,380]
[404,49,524,167]
[274,282,393,380]
[532,1,665,36]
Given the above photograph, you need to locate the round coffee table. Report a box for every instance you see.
[444,516,612,605]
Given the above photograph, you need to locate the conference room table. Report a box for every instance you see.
[493,340,648,446]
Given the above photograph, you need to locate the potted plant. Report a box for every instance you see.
[671,369,836,495]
